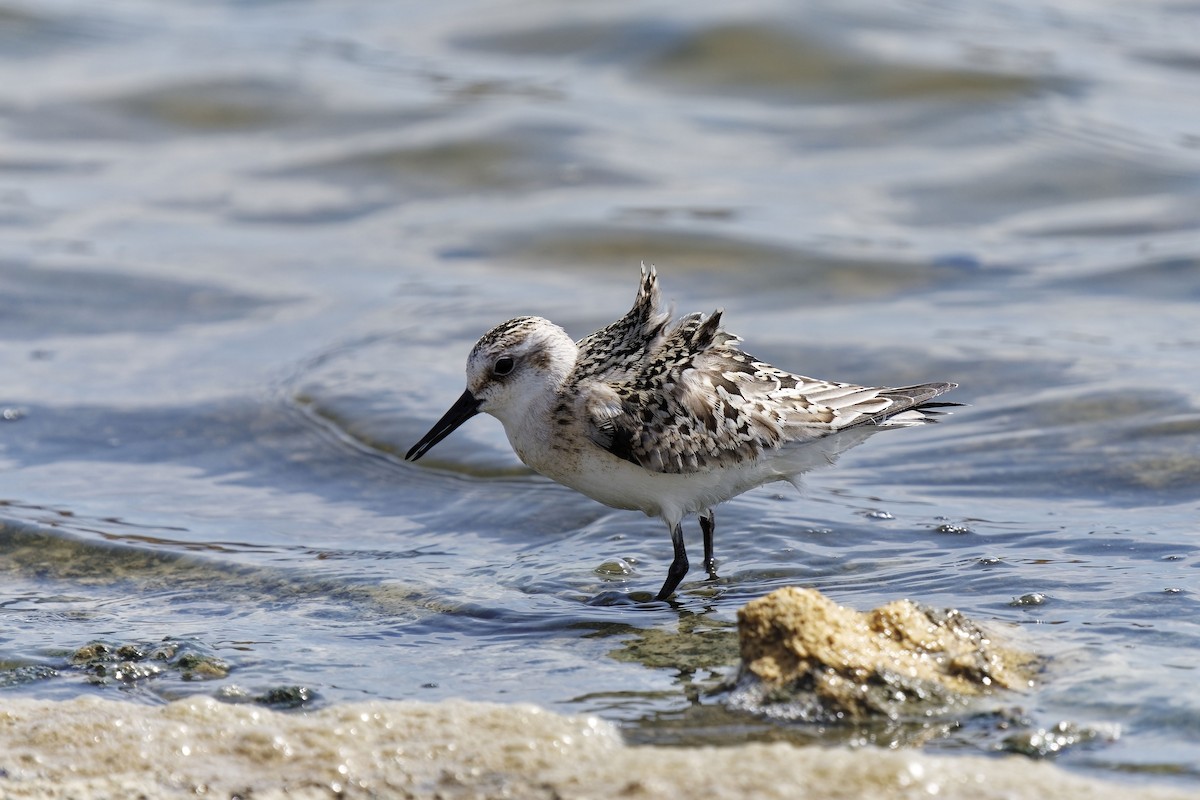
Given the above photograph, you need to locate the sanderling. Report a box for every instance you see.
[406,265,957,601]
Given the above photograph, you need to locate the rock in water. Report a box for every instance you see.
[731,586,1035,721]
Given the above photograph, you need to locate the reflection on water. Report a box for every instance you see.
[2,0,1200,794]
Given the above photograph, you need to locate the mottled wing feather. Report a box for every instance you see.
[581,309,955,474]
[572,263,671,383]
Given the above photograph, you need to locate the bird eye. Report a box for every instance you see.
[493,356,515,376]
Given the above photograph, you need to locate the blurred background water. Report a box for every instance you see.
[1,0,1199,791]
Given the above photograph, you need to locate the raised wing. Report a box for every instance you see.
[579,309,955,474]
[572,263,671,383]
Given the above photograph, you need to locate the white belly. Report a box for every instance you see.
[504,413,883,526]
[512,435,787,526]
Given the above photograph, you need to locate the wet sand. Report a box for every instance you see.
[1,695,1191,800]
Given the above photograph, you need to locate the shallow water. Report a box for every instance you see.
[2,0,1199,793]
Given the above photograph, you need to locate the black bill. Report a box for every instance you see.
[405,389,481,461]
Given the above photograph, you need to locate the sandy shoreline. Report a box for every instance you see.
[0,696,1189,800]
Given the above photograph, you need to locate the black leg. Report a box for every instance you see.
[700,510,717,578]
[655,522,690,601]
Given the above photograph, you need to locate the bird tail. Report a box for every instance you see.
[872,382,961,427]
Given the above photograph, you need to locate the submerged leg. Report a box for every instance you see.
[699,509,717,578]
[655,522,690,601]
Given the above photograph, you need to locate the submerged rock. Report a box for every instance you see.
[252,685,320,709]
[1002,720,1121,758]
[68,638,230,685]
[731,587,1035,721]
